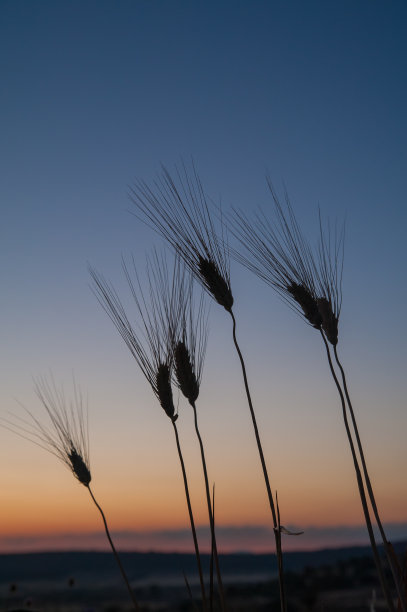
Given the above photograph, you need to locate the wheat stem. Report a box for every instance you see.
[228,307,287,612]
[86,485,140,610]
[320,331,395,611]
[190,399,227,612]
[333,345,407,612]
[210,483,216,612]
[172,419,208,611]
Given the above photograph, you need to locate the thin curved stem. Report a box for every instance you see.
[172,419,208,612]
[86,485,140,610]
[191,400,226,612]
[333,345,407,612]
[320,331,395,611]
[228,307,286,612]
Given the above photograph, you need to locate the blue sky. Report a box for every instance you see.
[1,0,406,552]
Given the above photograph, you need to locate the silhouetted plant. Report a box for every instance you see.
[3,375,140,610]
[169,264,227,611]
[90,254,208,612]
[130,162,287,612]
[230,183,401,612]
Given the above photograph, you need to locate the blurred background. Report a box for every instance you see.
[1,0,406,554]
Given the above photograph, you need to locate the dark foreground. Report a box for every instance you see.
[1,541,405,611]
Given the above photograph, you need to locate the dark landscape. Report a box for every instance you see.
[1,541,405,611]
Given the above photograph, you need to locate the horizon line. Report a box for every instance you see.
[2,522,406,555]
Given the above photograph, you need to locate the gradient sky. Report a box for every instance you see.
[1,0,406,554]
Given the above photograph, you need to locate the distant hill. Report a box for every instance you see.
[1,540,406,585]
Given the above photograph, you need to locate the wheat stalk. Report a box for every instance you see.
[230,183,399,611]
[172,281,227,612]
[2,375,140,610]
[130,163,287,612]
[90,254,208,611]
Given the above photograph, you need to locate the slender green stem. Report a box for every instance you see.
[191,400,227,612]
[333,345,407,612]
[228,307,286,612]
[172,419,208,612]
[86,484,140,610]
[320,331,395,611]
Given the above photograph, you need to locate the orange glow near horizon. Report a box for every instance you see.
[1,366,406,554]
[2,466,406,545]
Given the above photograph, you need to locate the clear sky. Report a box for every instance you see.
[1,0,406,554]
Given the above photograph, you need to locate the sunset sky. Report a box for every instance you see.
[1,0,406,554]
